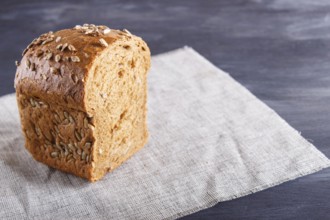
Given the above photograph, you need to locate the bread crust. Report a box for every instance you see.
[15,26,136,111]
[14,25,150,181]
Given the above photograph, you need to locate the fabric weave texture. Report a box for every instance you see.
[0,47,329,219]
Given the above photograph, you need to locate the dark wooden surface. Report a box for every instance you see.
[2,0,330,219]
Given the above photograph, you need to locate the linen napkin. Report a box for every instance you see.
[0,47,329,220]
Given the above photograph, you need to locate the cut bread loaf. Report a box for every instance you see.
[14,24,150,182]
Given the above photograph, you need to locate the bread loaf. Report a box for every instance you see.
[14,24,150,182]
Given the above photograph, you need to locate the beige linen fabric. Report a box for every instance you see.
[0,47,329,219]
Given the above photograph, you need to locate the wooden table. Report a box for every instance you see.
[2,0,330,219]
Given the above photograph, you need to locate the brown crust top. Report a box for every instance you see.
[14,24,135,111]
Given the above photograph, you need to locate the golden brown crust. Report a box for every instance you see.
[16,92,96,179]
[15,25,133,111]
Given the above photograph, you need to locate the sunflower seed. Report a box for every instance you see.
[37,39,43,45]
[123,29,132,35]
[54,125,60,134]
[33,37,42,45]
[61,43,68,51]
[22,48,28,56]
[103,28,111,34]
[63,111,69,119]
[30,98,36,107]
[68,44,76,52]
[50,130,56,139]
[64,148,69,156]
[80,129,85,138]
[68,115,75,124]
[24,129,33,139]
[95,29,102,35]
[50,151,59,158]
[54,113,61,123]
[84,29,94,35]
[68,143,75,151]
[66,153,73,161]
[42,38,53,45]
[55,36,61,43]
[70,56,80,62]
[38,101,47,107]
[99,38,108,47]
[67,153,73,159]
[55,54,61,62]
[89,124,95,131]
[50,67,59,75]
[27,43,33,49]
[67,158,74,163]
[81,151,86,160]
[45,52,53,60]
[58,134,65,140]
[76,148,82,155]
[71,74,78,83]
[75,130,82,141]
[31,38,38,44]
[73,25,82,29]
[26,59,31,69]
[15,61,20,66]
[85,155,89,162]
[97,25,106,29]
[83,117,88,128]
[56,44,63,50]
[63,119,69,124]
[34,100,40,108]
[35,126,41,136]
[85,142,91,149]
